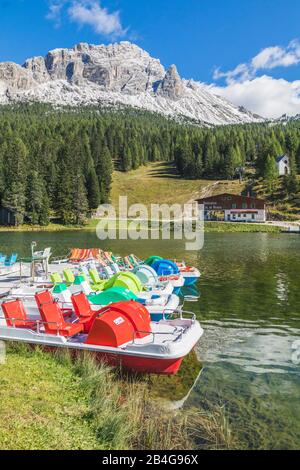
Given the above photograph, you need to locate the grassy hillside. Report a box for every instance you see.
[111,162,245,211]
[253,176,300,222]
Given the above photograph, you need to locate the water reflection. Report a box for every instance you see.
[275,272,289,304]
[189,363,300,450]
[198,323,300,375]
[148,351,203,409]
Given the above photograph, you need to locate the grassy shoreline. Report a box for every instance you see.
[0,220,283,233]
[0,344,234,450]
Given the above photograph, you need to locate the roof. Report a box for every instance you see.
[196,193,266,210]
[196,193,266,203]
[276,155,289,163]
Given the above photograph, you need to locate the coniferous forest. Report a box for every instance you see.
[0,104,299,225]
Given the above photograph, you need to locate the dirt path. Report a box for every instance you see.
[186,181,221,205]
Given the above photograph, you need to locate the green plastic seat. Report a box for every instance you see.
[144,256,163,267]
[89,269,106,291]
[52,283,68,294]
[73,275,87,285]
[63,268,75,285]
[104,272,143,295]
[128,254,140,267]
[50,272,63,284]
[89,287,137,306]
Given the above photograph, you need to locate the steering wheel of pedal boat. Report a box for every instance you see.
[181,267,196,273]
[159,275,180,282]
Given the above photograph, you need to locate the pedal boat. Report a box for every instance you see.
[8,280,181,323]
[0,297,203,375]
[55,282,181,323]
[145,257,201,287]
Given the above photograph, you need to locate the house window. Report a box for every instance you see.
[243,214,246,218]
[242,203,247,209]
[252,214,255,220]
[232,203,237,209]
[251,203,256,209]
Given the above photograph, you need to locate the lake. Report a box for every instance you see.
[0,230,299,449]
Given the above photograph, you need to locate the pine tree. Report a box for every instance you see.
[86,167,101,210]
[73,174,89,225]
[2,182,27,225]
[284,173,299,197]
[96,145,113,203]
[223,145,241,179]
[264,155,278,192]
[1,137,28,225]
[26,170,50,226]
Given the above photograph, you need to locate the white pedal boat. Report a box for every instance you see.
[0,298,203,375]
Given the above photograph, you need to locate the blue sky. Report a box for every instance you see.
[1,0,300,117]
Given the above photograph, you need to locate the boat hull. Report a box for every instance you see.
[7,340,184,375]
[183,276,198,286]
[92,350,183,375]
[173,287,182,295]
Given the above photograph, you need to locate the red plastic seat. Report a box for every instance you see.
[35,290,53,308]
[71,292,94,318]
[2,300,37,329]
[35,290,72,318]
[39,302,83,337]
[71,293,99,333]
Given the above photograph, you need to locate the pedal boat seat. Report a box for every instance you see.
[35,290,73,318]
[39,301,83,337]
[2,299,37,329]
[71,292,100,333]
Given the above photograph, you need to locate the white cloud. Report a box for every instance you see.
[212,40,300,118]
[211,76,300,119]
[47,0,126,38]
[46,1,66,22]
[214,40,300,85]
[251,42,300,70]
[47,3,63,21]
[213,63,251,84]
[68,1,126,37]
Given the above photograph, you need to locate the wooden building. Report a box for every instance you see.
[196,193,267,223]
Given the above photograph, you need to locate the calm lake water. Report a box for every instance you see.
[0,230,299,449]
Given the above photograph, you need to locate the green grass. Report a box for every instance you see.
[0,222,101,232]
[0,344,100,450]
[0,344,234,450]
[204,222,281,233]
[111,162,244,211]
[253,176,300,222]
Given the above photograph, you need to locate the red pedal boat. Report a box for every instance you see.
[0,293,203,375]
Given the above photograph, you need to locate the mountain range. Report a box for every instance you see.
[0,41,264,125]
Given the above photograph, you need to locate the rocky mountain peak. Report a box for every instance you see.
[0,41,263,125]
[156,64,185,100]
